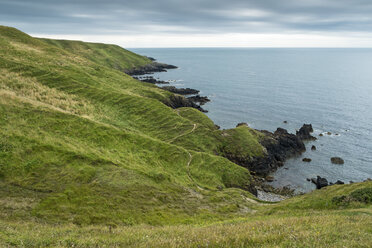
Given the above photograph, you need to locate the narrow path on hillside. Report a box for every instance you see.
[172,109,204,189]
[186,151,204,191]
[168,123,197,143]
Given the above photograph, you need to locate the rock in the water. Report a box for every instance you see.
[335,180,345,185]
[306,178,311,182]
[311,145,317,151]
[296,124,316,140]
[266,176,274,182]
[145,56,156,61]
[319,133,323,137]
[236,122,249,128]
[331,157,344,165]
[187,95,210,105]
[302,158,312,162]
[327,132,332,135]
[283,121,288,124]
[311,176,328,189]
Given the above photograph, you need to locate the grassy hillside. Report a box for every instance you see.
[40,38,152,72]
[1,26,371,247]
[1,182,372,247]
[0,25,265,225]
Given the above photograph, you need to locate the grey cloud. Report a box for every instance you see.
[1,0,372,35]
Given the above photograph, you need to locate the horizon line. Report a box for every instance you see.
[127,47,372,49]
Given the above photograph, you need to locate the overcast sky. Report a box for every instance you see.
[1,0,372,47]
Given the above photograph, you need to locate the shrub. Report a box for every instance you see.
[350,187,372,203]
[332,187,372,206]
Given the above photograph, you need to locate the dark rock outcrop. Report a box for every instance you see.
[224,127,306,176]
[145,56,156,61]
[311,145,317,151]
[296,124,316,140]
[302,158,312,162]
[162,86,199,95]
[134,76,169,84]
[266,176,274,182]
[187,95,210,105]
[236,122,249,128]
[125,62,178,76]
[129,60,210,113]
[335,180,345,185]
[248,184,258,196]
[164,95,207,113]
[311,176,328,189]
[331,157,344,164]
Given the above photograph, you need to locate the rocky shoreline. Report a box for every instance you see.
[128,57,308,199]
[127,57,367,201]
[222,124,317,198]
[128,59,211,113]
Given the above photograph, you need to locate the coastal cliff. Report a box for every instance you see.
[1,26,371,247]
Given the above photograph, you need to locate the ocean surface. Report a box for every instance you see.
[131,48,372,192]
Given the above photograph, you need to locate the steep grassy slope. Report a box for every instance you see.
[0,26,266,225]
[1,26,371,247]
[40,38,152,72]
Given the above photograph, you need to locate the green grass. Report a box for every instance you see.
[1,25,371,246]
[1,208,371,247]
[0,25,262,225]
[40,38,152,72]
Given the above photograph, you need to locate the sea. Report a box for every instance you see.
[131,48,372,193]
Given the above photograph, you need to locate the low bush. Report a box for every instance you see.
[332,187,372,206]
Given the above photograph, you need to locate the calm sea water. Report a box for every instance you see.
[131,48,372,192]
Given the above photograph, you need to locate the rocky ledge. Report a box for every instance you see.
[187,95,210,105]
[161,86,200,95]
[222,124,315,177]
[125,62,178,76]
[133,76,169,84]
[129,58,210,113]
[163,95,208,113]
[252,127,307,176]
[296,124,316,140]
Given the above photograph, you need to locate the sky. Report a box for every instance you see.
[1,0,372,47]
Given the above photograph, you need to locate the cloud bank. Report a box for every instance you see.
[1,0,372,47]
